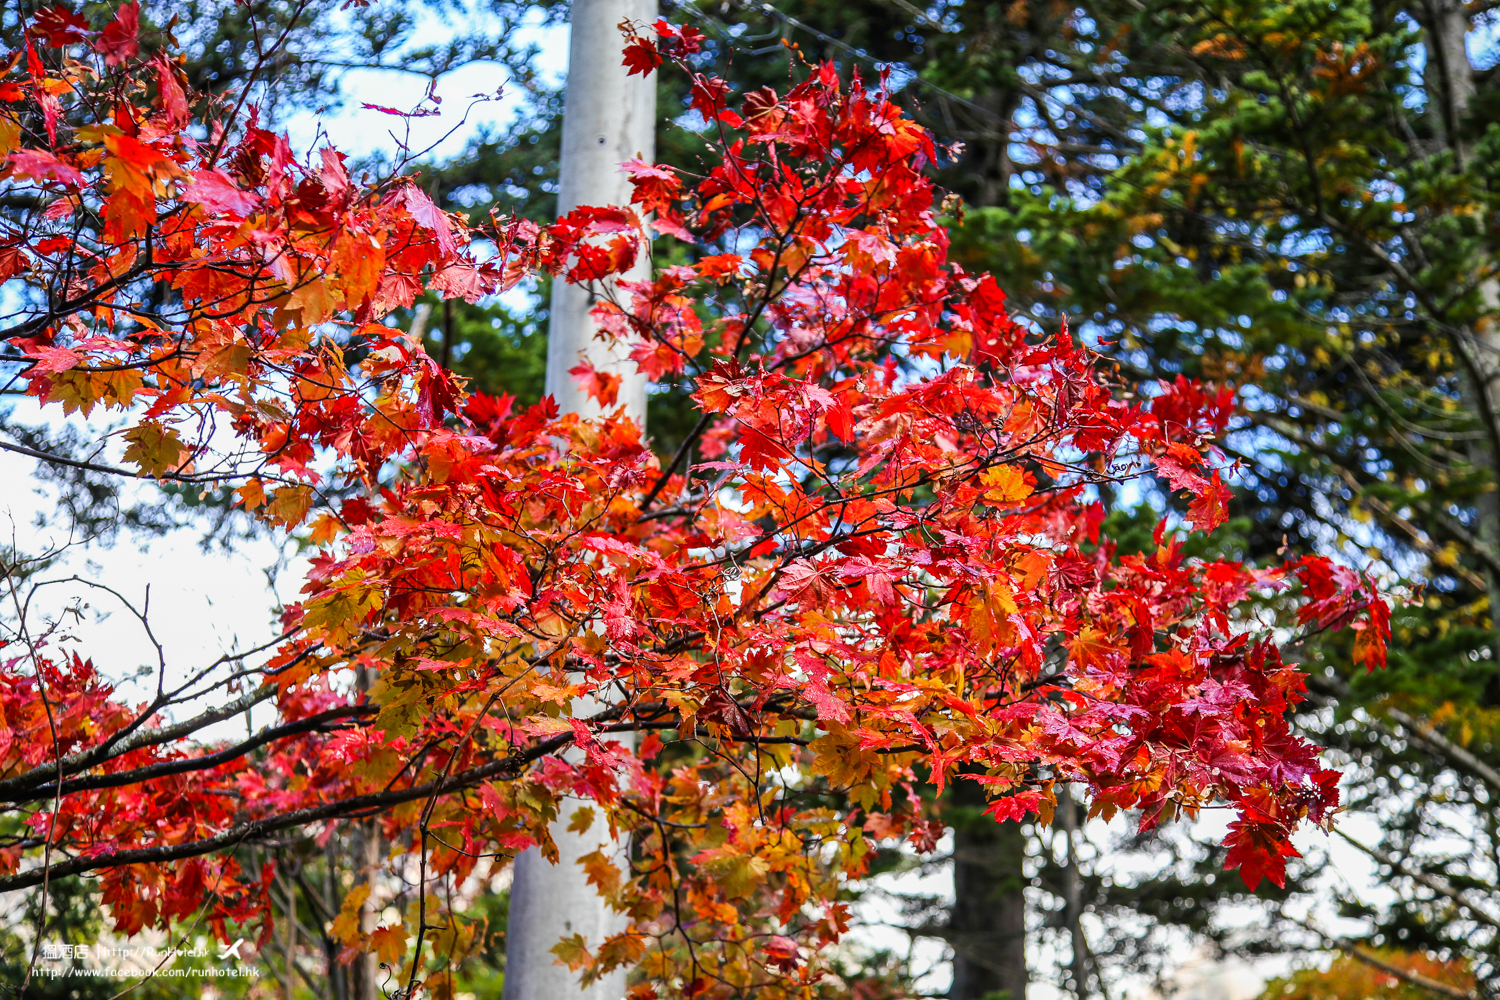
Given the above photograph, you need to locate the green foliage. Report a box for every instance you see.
[0,879,114,1000]
[413,295,549,404]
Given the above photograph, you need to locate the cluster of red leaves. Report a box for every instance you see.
[0,12,1390,998]
[622,19,706,78]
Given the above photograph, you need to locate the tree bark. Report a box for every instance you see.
[949,775,1029,1000]
[540,0,656,426]
[1420,0,1476,166]
[352,820,381,1000]
[943,37,1031,992]
[1422,1,1500,686]
[504,694,638,1000]
[1059,786,1094,1000]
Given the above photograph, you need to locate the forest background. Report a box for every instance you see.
[1,0,1497,998]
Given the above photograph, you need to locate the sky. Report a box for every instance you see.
[283,4,569,160]
[0,5,1407,997]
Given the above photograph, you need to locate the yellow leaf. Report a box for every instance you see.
[202,341,253,378]
[568,806,597,836]
[47,368,143,416]
[330,884,370,945]
[980,465,1033,506]
[303,573,384,645]
[695,845,771,899]
[123,421,186,477]
[0,115,19,157]
[809,728,880,788]
[551,933,594,972]
[592,933,647,982]
[368,675,428,739]
[75,124,125,144]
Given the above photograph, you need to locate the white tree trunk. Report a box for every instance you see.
[542,0,657,425]
[503,714,634,1000]
[504,1,655,997]
[504,704,635,1000]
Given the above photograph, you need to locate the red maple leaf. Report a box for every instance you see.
[621,36,662,77]
[1223,818,1302,891]
[93,1,140,65]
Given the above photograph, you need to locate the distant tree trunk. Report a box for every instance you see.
[351,819,381,1000]
[1422,0,1500,689]
[945,44,1030,993]
[539,0,655,426]
[1059,786,1094,1000]
[325,839,352,1000]
[1420,0,1476,165]
[504,6,656,992]
[278,868,298,1000]
[961,87,1019,210]
[949,775,1029,1000]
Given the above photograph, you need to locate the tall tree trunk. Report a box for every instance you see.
[540,0,656,426]
[1059,786,1094,1000]
[325,838,351,1000]
[963,87,1019,210]
[949,776,1029,1000]
[945,57,1030,997]
[504,1,655,997]
[279,869,299,1000]
[1421,0,1476,166]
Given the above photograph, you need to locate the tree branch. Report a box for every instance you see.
[1334,828,1500,931]
[0,703,377,804]
[1306,674,1500,794]
[0,684,279,798]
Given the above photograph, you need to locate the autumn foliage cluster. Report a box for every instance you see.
[0,8,1390,996]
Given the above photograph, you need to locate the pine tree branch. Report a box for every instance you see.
[1305,674,1500,794]
[1295,917,1476,1000]
[1334,828,1500,930]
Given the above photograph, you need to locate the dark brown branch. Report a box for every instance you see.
[0,715,810,893]
[0,734,566,894]
[0,703,377,804]
[0,684,278,798]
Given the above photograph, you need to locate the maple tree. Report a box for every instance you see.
[0,9,1393,998]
